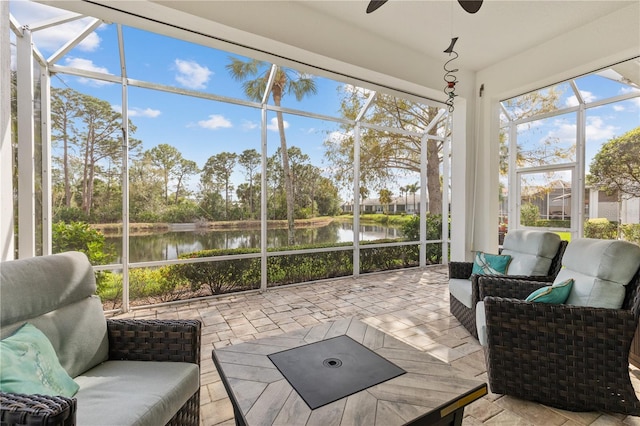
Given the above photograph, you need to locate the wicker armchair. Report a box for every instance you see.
[1,320,201,426]
[478,239,640,415]
[0,252,201,426]
[449,231,567,338]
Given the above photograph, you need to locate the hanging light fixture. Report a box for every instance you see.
[443,37,459,113]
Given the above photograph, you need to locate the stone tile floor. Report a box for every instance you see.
[114,265,640,425]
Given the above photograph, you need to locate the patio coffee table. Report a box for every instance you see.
[212,318,487,426]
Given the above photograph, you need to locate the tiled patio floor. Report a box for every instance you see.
[114,266,640,425]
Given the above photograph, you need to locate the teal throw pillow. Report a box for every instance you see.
[471,251,512,275]
[0,323,79,397]
[525,278,574,304]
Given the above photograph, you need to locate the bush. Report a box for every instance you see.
[52,221,116,298]
[53,207,89,223]
[520,203,540,226]
[621,224,640,244]
[170,248,261,294]
[584,218,617,239]
[160,202,201,223]
[400,214,444,263]
[52,221,115,265]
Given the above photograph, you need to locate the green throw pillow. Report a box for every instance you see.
[0,323,79,397]
[471,251,512,275]
[525,278,574,304]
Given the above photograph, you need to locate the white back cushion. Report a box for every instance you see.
[556,238,640,309]
[501,230,561,276]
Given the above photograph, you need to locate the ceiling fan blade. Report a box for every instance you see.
[366,0,389,14]
[458,0,483,14]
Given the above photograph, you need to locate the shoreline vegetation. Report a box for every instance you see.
[90,214,414,237]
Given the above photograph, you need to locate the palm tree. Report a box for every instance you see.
[405,182,420,213]
[227,59,317,245]
[399,185,407,213]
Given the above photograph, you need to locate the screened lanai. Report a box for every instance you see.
[2,0,639,314]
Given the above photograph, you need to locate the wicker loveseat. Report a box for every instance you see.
[449,229,567,338]
[476,238,640,414]
[0,251,201,426]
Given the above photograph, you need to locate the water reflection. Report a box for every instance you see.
[107,221,404,263]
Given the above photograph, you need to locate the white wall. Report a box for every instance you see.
[466,2,640,260]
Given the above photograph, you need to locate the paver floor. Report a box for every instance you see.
[113,265,640,425]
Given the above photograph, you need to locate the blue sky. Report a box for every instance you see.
[10,1,347,186]
[10,0,640,201]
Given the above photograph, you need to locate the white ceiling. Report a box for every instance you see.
[35,0,639,100]
[148,0,633,72]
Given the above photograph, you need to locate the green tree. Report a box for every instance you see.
[50,88,140,219]
[51,88,80,207]
[238,149,261,218]
[147,144,181,204]
[379,188,392,215]
[588,127,640,199]
[405,182,420,213]
[202,152,238,219]
[227,58,317,244]
[325,88,444,214]
[174,158,199,203]
[520,202,540,226]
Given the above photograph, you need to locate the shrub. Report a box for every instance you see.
[584,218,617,239]
[53,207,89,223]
[52,221,116,298]
[520,203,540,226]
[621,224,640,244]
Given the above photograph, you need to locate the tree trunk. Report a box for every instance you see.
[273,96,295,246]
[427,139,442,215]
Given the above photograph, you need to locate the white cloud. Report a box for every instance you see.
[613,105,626,112]
[585,116,618,142]
[325,130,351,145]
[64,57,112,85]
[174,59,212,90]
[11,2,102,53]
[267,117,289,132]
[242,120,258,131]
[64,57,109,73]
[128,107,161,118]
[546,120,576,144]
[565,90,596,107]
[198,114,232,129]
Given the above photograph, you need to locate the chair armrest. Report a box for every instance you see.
[449,261,473,279]
[484,297,637,349]
[0,392,76,426]
[478,276,550,300]
[107,319,201,365]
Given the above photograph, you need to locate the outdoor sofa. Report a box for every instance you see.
[0,251,201,426]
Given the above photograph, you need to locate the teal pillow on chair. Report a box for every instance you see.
[0,323,79,397]
[525,278,574,304]
[471,251,512,275]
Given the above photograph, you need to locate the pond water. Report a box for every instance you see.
[106,221,405,263]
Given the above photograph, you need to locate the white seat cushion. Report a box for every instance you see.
[75,361,199,426]
[449,278,473,308]
[476,301,487,346]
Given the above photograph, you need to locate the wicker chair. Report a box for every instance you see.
[0,252,201,426]
[0,319,201,426]
[449,230,567,338]
[478,238,640,415]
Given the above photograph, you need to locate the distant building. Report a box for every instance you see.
[341,193,427,215]
[502,181,640,224]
